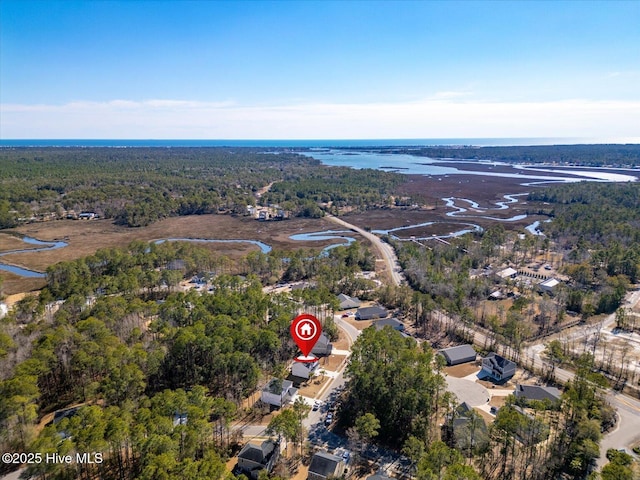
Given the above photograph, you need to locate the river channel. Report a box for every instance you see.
[0,230,361,278]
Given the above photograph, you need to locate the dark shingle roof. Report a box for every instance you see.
[515,384,562,403]
[486,352,515,368]
[356,305,388,320]
[238,440,275,464]
[309,452,342,477]
[373,318,404,331]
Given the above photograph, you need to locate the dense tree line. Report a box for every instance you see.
[531,182,640,314]
[341,327,484,478]
[341,327,450,447]
[391,234,492,314]
[0,147,409,228]
[481,352,616,480]
[0,237,379,479]
[341,328,617,480]
[260,168,404,214]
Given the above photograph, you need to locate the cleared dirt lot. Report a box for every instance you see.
[445,362,481,378]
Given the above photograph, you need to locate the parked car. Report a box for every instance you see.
[325,413,333,425]
[312,401,321,411]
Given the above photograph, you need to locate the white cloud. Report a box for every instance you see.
[1,98,639,140]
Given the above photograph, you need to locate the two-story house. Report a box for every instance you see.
[481,352,516,382]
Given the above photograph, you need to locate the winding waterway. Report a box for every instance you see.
[0,194,545,277]
[0,231,359,278]
[0,236,68,277]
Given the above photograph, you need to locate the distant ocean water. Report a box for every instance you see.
[0,138,590,148]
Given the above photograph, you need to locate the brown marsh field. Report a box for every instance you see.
[1,171,554,295]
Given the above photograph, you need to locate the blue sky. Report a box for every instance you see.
[1,0,639,140]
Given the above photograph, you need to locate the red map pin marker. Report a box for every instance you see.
[290,313,322,362]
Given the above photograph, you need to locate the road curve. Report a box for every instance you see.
[325,214,404,287]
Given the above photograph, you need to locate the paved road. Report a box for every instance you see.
[327,212,640,464]
[233,316,361,446]
[325,214,404,286]
[434,286,640,469]
[325,214,640,468]
[523,288,640,467]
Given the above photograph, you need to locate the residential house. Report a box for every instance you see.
[308,452,345,480]
[337,293,361,310]
[515,384,562,405]
[481,353,516,382]
[355,305,388,320]
[538,277,561,295]
[291,360,319,380]
[439,345,477,366]
[496,267,518,280]
[488,290,504,300]
[311,332,333,357]
[261,379,298,408]
[446,402,489,453]
[507,405,550,446]
[373,318,405,331]
[237,440,279,479]
[172,412,187,426]
[50,406,82,440]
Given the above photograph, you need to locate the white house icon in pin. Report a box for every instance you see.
[300,322,312,337]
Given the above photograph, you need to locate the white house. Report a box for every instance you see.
[291,360,319,380]
[0,303,8,319]
[481,353,516,382]
[300,322,313,337]
[538,278,561,294]
[261,379,298,408]
[496,267,518,279]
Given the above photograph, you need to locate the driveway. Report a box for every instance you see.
[445,375,490,407]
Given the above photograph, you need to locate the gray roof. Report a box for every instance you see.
[293,361,319,373]
[264,379,293,395]
[457,402,473,415]
[356,305,388,320]
[314,332,330,348]
[238,440,276,464]
[485,352,516,369]
[373,318,404,331]
[337,293,361,309]
[439,344,476,364]
[515,384,562,403]
[309,452,342,477]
